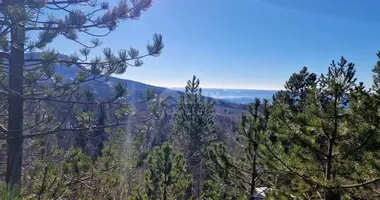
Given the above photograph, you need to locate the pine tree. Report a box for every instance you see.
[265,57,380,199]
[373,52,380,115]
[208,98,271,199]
[205,143,237,199]
[237,98,270,199]
[0,0,163,190]
[171,75,216,198]
[200,179,231,200]
[132,143,191,200]
[23,130,131,200]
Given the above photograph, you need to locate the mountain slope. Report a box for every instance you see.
[7,53,250,135]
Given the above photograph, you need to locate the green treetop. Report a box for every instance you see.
[131,143,191,200]
[171,75,216,198]
[265,56,380,199]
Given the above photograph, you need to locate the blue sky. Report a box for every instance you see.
[56,0,380,90]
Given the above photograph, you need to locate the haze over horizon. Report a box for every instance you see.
[164,85,281,91]
[54,0,380,90]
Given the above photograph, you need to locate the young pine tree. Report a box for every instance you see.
[237,98,270,199]
[207,98,271,199]
[265,57,380,199]
[171,75,216,198]
[131,143,191,200]
[0,0,163,190]
[23,130,130,200]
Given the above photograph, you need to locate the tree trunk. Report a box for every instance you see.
[6,4,25,190]
[325,139,334,199]
[163,182,167,200]
[325,190,341,200]
[250,152,257,198]
[325,92,339,200]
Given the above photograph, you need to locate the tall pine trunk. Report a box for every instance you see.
[324,92,340,200]
[249,152,257,199]
[6,3,25,190]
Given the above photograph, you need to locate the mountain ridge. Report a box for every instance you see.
[21,52,277,105]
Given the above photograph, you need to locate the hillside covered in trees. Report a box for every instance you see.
[0,0,380,200]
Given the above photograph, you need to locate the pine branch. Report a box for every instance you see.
[23,52,152,66]
[3,117,47,134]
[22,116,154,139]
[0,51,10,59]
[264,144,323,188]
[48,0,90,5]
[0,89,7,95]
[25,23,103,31]
[37,166,49,200]
[24,4,142,31]
[341,129,377,159]
[341,178,380,189]
[24,96,152,106]
[61,33,98,48]
[0,26,10,37]
[47,4,97,26]
[0,123,7,133]
[0,0,90,6]
[278,113,328,157]
[0,85,23,98]
[80,29,112,37]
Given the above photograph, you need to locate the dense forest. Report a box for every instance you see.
[0,0,380,200]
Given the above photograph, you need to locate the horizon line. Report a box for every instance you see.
[165,86,282,91]
[112,76,284,91]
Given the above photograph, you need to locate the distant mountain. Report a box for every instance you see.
[9,53,254,133]
[172,88,278,104]
[21,53,277,105]
[24,52,169,102]
[222,97,258,104]
[2,53,264,153]
[51,63,249,132]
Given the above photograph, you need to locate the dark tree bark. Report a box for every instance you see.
[6,5,25,190]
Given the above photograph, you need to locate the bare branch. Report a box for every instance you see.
[61,33,98,49]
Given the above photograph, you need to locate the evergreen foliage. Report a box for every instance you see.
[0,0,163,191]
[171,75,216,198]
[264,57,380,199]
[18,131,129,200]
[1,1,380,198]
[208,98,271,199]
[131,143,191,200]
